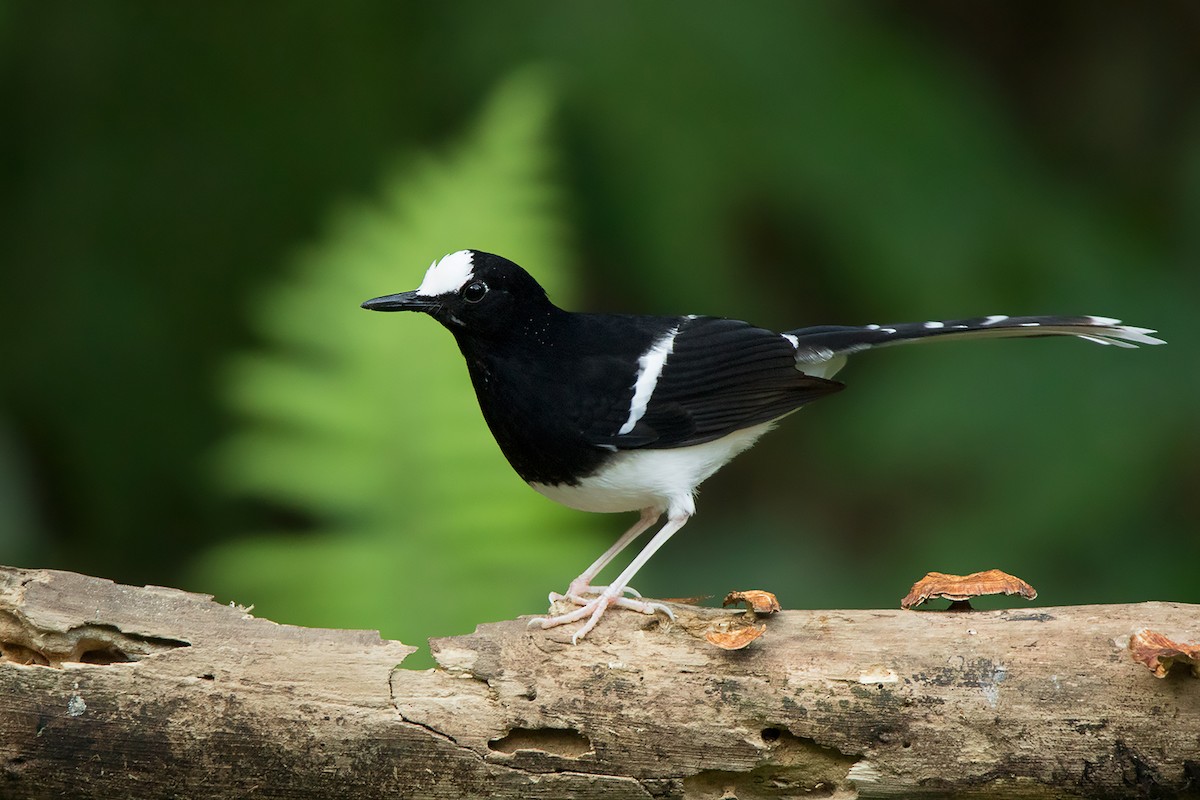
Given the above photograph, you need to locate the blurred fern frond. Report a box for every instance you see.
[188,71,601,659]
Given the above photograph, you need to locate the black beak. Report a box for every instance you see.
[360,290,431,312]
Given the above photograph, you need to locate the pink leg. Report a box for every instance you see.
[548,507,661,604]
[530,510,691,644]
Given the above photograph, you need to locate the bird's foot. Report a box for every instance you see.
[529,588,674,644]
[548,579,642,606]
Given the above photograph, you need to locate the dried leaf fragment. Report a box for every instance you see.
[703,590,778,649]
[1129,629,1200,678]
[901,569,1037,610]
[722,590,782,615]
[705,623,767,650]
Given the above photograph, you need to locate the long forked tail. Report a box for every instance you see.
[784,314,1165,377]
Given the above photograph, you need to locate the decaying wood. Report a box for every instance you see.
[0,566,1196,799]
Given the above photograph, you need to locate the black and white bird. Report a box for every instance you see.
[362,250,1164,642]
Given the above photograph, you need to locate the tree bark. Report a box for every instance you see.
[0,566,1196,799]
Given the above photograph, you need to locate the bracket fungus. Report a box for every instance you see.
[1128,628,1200,678]
[901,569,1037,610]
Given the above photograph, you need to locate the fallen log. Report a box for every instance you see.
[0,566,1196,798]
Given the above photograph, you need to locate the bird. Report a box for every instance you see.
[362,250,1164,643]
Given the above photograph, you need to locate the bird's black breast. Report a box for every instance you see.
[452,313,673,486]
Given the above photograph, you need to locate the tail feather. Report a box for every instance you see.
[785,314,1164,372]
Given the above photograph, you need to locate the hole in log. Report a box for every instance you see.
[0,642,50,666]
[687,728,858,797]
[686,767,841,799]
[488,727,593,758]
[76,642,133,664]
[0,613,188,667]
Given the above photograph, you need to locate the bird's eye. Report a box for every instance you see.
[461,281,488,303]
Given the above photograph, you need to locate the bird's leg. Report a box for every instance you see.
[548,507,661,604]
[531,510,690,644]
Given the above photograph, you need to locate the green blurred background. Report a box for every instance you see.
[2,3,1197,663]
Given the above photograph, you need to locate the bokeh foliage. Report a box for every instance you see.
[1,4,1196,657]
[188,74,602,659]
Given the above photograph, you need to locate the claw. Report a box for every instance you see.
[532,508,690,643]
[530,591,674,643]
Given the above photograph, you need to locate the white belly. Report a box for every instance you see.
[529,421,777,515]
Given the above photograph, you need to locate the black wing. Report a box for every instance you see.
[588,316,843,450]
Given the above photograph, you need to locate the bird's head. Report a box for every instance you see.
[361,250,554,338]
